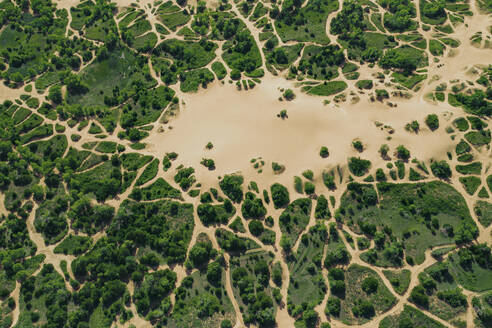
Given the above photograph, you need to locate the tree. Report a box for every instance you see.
[425,114,439,131]
[270,183,290,208]
[361,276,379,294]
[48,85,63,104]
[431,160,451,179]
[396,145,410,161]
[348,157,371,176]
[320,146,329,158]
[248,220,264,236]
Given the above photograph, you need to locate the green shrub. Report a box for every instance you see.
[431,160,452,179]
[425,114,439,131]
[348,157,371,176]
[219,174,244,203]
[320,146,329,158]
[270,183,290,209]
[356,79,373,89]
[283,89,295,100]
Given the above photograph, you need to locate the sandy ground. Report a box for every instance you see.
[146,74,455,190]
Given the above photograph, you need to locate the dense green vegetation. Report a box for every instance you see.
[0,1,490,328]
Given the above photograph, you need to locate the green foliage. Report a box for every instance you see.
[270,183,290,208]
[198,201,236,226]
[431,160,452,179]
[279,198,312,246]
[220,174,244,203]
[474,201,492,227]
[54,234,92,255]
[306,81,347,96]
[339,181,476,264]
[348,157,371,176]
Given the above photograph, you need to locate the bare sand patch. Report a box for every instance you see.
[0,83,27,102]
[146,74,457,190]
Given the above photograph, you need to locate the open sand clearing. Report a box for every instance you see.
[0,83,29,102]
[146,74,456,186]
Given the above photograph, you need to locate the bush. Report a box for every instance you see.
[320,146,329,158]
[425,114,439,131]
[396,145,410,161]
[219,174,244,203]
[304,181,315,194]
[221,320,233,328]
[348,157,371,176]
[283,89,295,101]
[200,158,215,170]
[361,276,379,294]
[431,160,451,179]
[270,183,289,208]
[352,140,363,152]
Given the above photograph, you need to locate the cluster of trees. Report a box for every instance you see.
[330,0,366,49]
[380,48,418,73]
[380,0,416,32]
[108,200,194,265]
[231,256,276,327]
[348,157,371,176]
[197,200,235,226]
[20,264,70,328]
[298,45,345,80]
[454,89,492,116]
[241,191,267,219]
[220,174,244,203]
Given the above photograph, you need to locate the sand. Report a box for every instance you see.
[146,74,455,189]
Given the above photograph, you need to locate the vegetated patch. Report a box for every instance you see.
[135,158,159,186]
[338,181,477,265]
[130,177,182,201]
[327,264,396,325]
[53,234,92,256]
[279,198,312,249]
[464,130,491,146]
[304,81,348,96]
[379,305,446,328]
[382,269,411,295]
[287,223,327,318]
[474,200,492,227]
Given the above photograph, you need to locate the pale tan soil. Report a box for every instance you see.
[146,74,454,190]
[0,83,28,102]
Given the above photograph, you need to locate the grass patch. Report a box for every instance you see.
[135,158,159,186]
[338,181,476,264]
[305,81,348,96]
[54,234,92,255]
